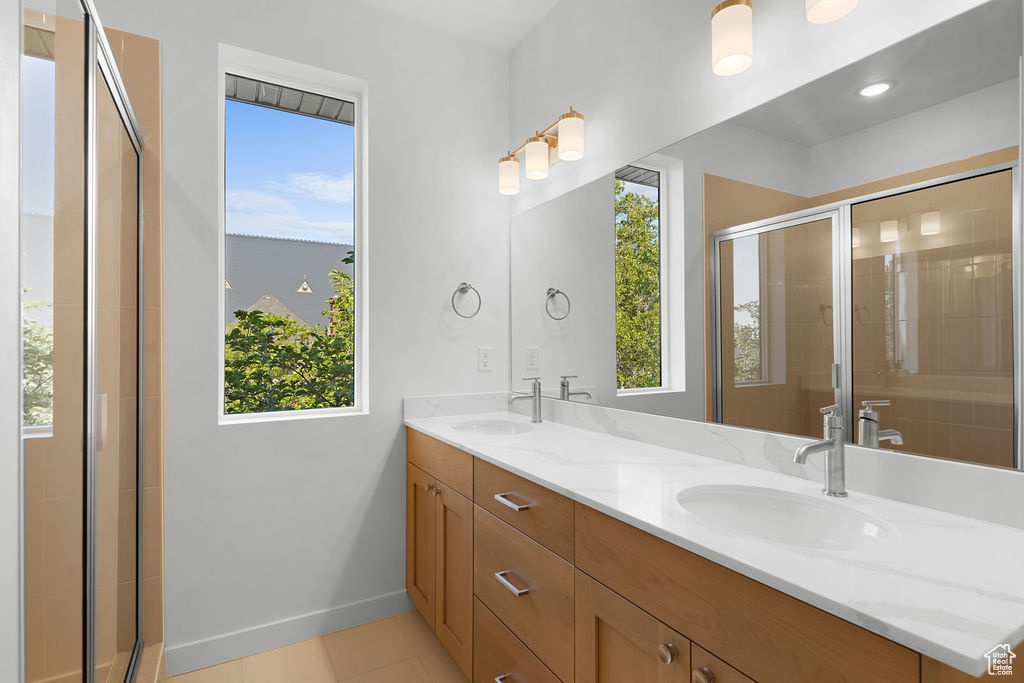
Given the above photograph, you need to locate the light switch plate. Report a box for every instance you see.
[478,346,492,372]
[526,345,539,371]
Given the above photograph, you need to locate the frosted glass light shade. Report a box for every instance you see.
[852,227,861,248]
[498,155,520,195]
[880,220,899,243]
[921,211,941,236]
[558,111,584,161]
[524,136,549,180]
[712,0,753,77]
[806,0,857,24]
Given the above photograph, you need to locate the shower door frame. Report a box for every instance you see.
[61,1,148,681]
[711,161,1022,470]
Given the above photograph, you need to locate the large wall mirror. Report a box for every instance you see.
[509,0,1024,471]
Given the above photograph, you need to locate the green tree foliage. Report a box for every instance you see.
[22,301,54,426]
[615,180,662,389]
[732,299,761,383]
[224,258,356,414]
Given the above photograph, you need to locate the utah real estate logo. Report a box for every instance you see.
[986,643,1016,676]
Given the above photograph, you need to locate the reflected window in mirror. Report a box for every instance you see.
[614,166,666,392]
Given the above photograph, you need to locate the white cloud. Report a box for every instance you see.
[225,188,353,243]
[270,172,354,204]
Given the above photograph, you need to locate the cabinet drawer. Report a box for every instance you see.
[474,597,560,683]
[475,458,574,561]
[690,644,753,683]
[574,504,920,683]
[474,506,575,682]
[406,427,473,498]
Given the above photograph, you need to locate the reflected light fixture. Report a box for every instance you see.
[921,210,941,236]
[806,0,858,24]
[524,134,550,180]
[852,227,861,248]
[498,154,520,195]
[496,107,585,195]
[858,81,891,97]
[712,0,754,77]
[880,220,899,243]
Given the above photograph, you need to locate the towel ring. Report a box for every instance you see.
[452,282,481,319]
[546,288,571,320]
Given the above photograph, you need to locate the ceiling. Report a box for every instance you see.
[729,0,1023,148]
[351,0,561,51]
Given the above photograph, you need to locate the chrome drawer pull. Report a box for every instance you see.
[495,676,510,683]
[658,642,678,665]
[494,570,530,596]
[494,492,530,511]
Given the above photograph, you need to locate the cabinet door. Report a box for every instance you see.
[434,482,473,679]
[406,463,436,628]
[576,571,690,683]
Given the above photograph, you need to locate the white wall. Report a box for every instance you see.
[805,78,1020,196]
[1,0,24,680]
[508,0,994,216]
[93,0,510,674]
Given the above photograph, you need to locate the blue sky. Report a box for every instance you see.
[226,99,355,244]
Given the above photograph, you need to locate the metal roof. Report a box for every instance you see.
[226,73,355,125]
[615,165,660,188]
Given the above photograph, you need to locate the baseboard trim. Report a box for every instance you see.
[165,589,414,676]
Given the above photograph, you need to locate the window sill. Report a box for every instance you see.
[22,425,53,439]
[219,405,368,426]
[616,387,682,398]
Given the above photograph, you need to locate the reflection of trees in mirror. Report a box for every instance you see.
[23,299,54,426]
[224,252,355,414]
[615,180,662,389]
[733,300,762,383]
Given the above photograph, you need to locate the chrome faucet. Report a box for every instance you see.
[559,375,593,402]
[858,400,903,449]
[509,377,543,423]
[794,404,847,497]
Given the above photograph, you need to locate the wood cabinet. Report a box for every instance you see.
[405,430,474,679]
[474,597,560,683]
[576,570,691,683]
[406,427,990,683]
[474,505,575,682]
[475,458,574,561]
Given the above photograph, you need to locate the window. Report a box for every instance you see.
[614,165,664,391]
[731,234,763,384]
[220,63,364,419]
[21,26,56,435]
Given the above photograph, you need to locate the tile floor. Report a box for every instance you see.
[168,611,468,683]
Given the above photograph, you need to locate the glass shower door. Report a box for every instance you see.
[715,213,840,439]
[850,170,1015,468]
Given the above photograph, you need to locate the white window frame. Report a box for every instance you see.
[615,161,675,396]
[217,44,369,424]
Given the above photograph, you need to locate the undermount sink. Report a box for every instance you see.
[676,484,899,551]
[451,419,534,435]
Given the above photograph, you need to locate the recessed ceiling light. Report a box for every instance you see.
[858,82,892,97]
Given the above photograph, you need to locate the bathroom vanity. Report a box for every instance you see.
[404,409,1024,682]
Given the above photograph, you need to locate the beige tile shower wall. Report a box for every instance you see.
[24,11,86,683]
[851,170,1014,469]
[106,25,166,654]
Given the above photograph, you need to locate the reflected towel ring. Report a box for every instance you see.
[546,288,571,320]
[451,282,482,319]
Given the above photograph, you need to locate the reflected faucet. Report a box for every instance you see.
[509,377,543,423]
[794,404,848,497]
[858,400,903,449]
[559,375,593,402]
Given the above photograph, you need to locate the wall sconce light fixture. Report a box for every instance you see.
[920,211,941,236]
[880,219,899,243]
[711,0,754,77]
[498,107,584,195]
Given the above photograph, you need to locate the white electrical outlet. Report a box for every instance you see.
[477,346,492,372]
[525,345,540,371]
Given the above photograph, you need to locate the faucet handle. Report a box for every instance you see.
[560,375,577,380]
[819,404,841,415]
[861,400,891,408]
[522,376,541,382]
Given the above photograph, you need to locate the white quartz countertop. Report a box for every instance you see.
[405,411,1024,677]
